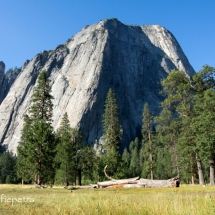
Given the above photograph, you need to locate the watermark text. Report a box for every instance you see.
[0,194,34,206]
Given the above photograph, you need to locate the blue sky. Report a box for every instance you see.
[0,0,214,72]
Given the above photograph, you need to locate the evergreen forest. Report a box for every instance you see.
[1,65,215,186]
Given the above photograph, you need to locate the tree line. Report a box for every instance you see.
[0,65,215,185]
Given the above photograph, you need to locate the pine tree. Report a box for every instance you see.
[141,103,155,179]
[55,113,96,186]
[155,104,181,175]
[191,65,215,185]
[102,88,121,176]
[29,70,53,122]
[155,107,180,177]
[129,138,142,177]
[55,112,74,186]
[0,151,18,184]
[70,128,96,186]
[74,144,96,186]
[102,88,121,152]
[161,70,205,185]
[154,145,173,179]
[193,88,215,185]
[17,70,55,186]
[17,115,34,183]
[121,147,130,177]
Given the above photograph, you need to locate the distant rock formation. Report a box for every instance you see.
[0,61,5,103]
[0,19,195,153]
[0,63,21,105]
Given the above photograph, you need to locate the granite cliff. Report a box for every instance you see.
[0,62,21,104]
[0,19,195,153]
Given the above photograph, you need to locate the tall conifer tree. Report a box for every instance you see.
[129,138,142,177]
[102,89,121,152]
[141,103,155,179]
[17,70,55,185]
[192,65,215,185]
[161,70,205,185]
[70,128,96,186]
[17,115,34,183]
[102,88,121,176]
[121,147,131,177]
[155,107,180,177]
[0,152,18,184]
[55,112,74,186]
[193,89,215,185]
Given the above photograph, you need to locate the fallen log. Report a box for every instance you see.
[97,178,139,188]
[123,184,146,188]
[97,165,180,188]
[138,176,180,188]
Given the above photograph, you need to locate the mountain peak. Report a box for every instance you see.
[0,19,195,153]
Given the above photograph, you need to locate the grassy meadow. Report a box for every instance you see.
[0,184,215,215]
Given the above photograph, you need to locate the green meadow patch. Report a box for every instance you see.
[0,184,215,214]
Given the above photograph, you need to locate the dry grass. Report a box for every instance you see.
[0,184,215,214]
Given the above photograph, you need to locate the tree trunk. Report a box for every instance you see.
[150,152,153,180]
[196,152,205,185]
[148,130,153,180]
[191,174,195,185]
[37,175,41,186]
[77,169,82,186]
[138,176,180,188]
[64,179,69,187]
[34,175,44,188]
[74,173,76,185]
[209,158,215,185]
[190,159,195,184]
[175,153,180,176]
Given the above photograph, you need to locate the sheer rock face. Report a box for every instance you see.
[5,67,21,87]
[0,19,195,153]
[0,62,21,105]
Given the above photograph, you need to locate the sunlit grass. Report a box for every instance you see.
[0,184,215,214]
